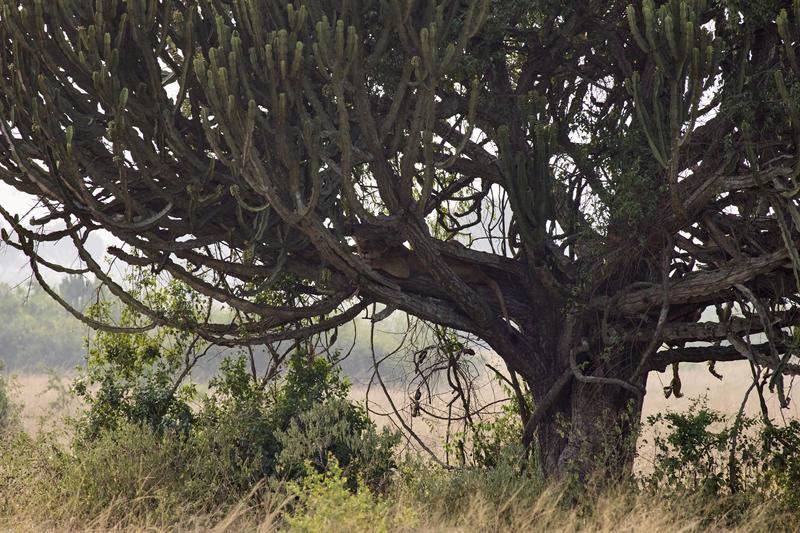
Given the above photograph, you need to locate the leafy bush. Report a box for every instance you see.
[73,281,207,440]
[456,398,528,469]
[284,458,416,533]
[0,268,392,519]
[188,351,400,491]
[71,290,400,505]
[760,420,800,508]
[73,355,196,441]
[641,398,748,494]
[276,397,400,489]
[640,397,800,507]
[0,362,18,437]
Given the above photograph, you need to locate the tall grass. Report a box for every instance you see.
[2,370,799,532]
[1,425,797,532]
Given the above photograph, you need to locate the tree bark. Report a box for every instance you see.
[546,379,644,480]
[515,338,646,481]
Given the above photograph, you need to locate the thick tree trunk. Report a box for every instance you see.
[539,379,644,480]
[489,300,647,481]
[512,336,646,481]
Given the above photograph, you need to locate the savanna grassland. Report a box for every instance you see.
[2,361,800,533]
[5,0,800,530]
[0,209,798,533]
[1,289,798,532]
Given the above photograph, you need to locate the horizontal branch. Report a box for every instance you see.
[604,249,791,315]
[648,342,800,375]
[632,311,800,344]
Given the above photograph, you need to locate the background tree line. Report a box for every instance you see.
[0,277,91,370]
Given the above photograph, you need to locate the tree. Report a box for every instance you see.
[0,282,87,370]
[58,273,97,310]
[3,0,800,479]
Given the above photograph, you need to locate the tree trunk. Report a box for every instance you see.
[516,339,646,481]
[540,379,644,480]
[490,304,648,481]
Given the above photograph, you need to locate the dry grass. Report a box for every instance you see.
[3,365,800,532]
[0,482,794,532]
[11,372,81,437]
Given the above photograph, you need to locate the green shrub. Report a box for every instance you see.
[640,397,800,508]
[0,363,18,437]
[0,373,399,522]
[641,398,746,494]
[276,398,400,489]
[761,420,800,508]
[190,351,401,490]
[73,287,203,440]
[284,458,416,533]
[70,273,401,498]
[461,398,528,469]
[71,301,401,506]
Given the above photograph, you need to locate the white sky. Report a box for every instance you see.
[0,182,108,286]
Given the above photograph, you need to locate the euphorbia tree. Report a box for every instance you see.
[3,0,800,478]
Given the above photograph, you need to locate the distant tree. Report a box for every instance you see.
[0,283,86,369]
[58,274,97,310]
[4,0,800,479]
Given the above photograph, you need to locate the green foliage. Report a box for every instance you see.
[284,458,416,533]
[73,361,196,440]
[190,350,400,490]
[476,408,528,468]
[0,283,86,370]
[606,143,664,232]
[640,398,800,507]
[2,385,800,530]
[44,267,398,500]
[760,420,800,508]
[642,398,747,494]
[73,279,207,439]
[276,397,400,489]
[71,279,400,500]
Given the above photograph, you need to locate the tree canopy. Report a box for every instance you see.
[4,0,800,477]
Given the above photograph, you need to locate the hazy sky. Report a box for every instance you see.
[0,182,107,286]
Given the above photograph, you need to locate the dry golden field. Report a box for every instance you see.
[10,359,798,446]
[11,372,81,436]
[3,362,799,532]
